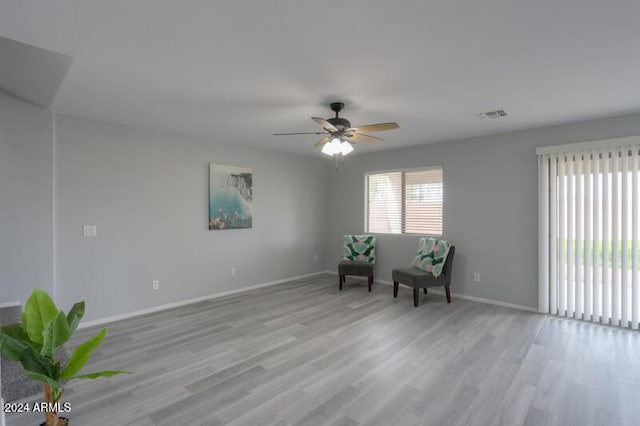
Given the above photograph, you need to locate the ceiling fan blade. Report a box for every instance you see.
[313,135,332,147]
[348,122,399,134]
[311,117,339,132]
[273,131,328,136]
[346,133,383,143]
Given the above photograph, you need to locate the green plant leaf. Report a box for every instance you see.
[66,302,85,335]
[19,346,56,379]
[61,328,106,380]
[0,333,28,361]
[20,346,56,379]
[22,289,59,344]
[1,323,43,352]
[73,370,131,380]
[52,360,61,383]
[41,311,70,359]
[0,324,29,341]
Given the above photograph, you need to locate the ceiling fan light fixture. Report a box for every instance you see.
[340,141,354,156]
[322,138,354,157]
[321,138,342,156]
[329,138,342,155]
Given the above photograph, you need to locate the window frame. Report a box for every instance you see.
[364,165,444,236]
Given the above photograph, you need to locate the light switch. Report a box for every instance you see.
[83,225,97,237]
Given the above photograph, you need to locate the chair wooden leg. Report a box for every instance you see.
[423,288,428,295]
[413,288,419,307]
[445,285,451,303]
[393,282,399,297]
[368,276,373,292]
[339,275,343,291]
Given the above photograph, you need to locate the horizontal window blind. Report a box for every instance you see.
[405,169,443,235]
[367,172,402,234]
[366,167,443,235]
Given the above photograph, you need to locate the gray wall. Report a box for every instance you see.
[0,93,54,304]
[0,91,329,322]
[54,115,329,321]
[325,113,640,309]
[4,86,640,319]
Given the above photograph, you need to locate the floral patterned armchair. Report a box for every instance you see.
[338,235,376,292]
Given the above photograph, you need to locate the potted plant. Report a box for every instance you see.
[0,289,130,426]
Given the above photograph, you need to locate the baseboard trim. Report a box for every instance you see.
[374,277,538,313]
[78,271,327,329]
[0,301,21,309]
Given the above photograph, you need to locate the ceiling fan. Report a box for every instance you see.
[273,102,399,156]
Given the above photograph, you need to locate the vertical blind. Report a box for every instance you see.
[538,142,639,329]
[366,168,443,235]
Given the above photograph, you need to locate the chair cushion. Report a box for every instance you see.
[338,260,374,276]
[392,267,442,288]
[411,237,450,277]
[341,235,376,263]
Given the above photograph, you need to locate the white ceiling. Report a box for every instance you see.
[2,0,640,157]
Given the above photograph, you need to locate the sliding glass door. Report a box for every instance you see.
[538,139,639,329]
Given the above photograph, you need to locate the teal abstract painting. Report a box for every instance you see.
[209,163,253,230]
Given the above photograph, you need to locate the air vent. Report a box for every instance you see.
[478,109,508,120]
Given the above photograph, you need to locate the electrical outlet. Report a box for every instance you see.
[82,225,97,237]
[231,267,236,276]
[152,280,159,290]
[473,272,480,282]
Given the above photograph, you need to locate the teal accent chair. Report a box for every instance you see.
[392,245,455,306]
[338,235,376,292]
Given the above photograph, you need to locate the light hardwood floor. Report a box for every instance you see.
[6,274,640,425]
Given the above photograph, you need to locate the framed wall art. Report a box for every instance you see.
[209,163,253,230]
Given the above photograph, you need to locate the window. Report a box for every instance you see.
[366,167,443,235]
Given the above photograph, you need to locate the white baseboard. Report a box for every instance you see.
[79,271,327,329]
[374,276,538,313]
[0,301,21,309]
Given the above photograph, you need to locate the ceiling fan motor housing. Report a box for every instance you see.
[328,102,350,130]
[330,102,345,113]
[327,117,351,130]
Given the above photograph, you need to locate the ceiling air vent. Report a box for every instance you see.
[478,109,508,120]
